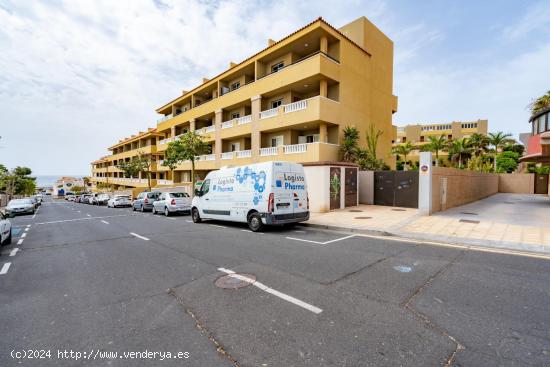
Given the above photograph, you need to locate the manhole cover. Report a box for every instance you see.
[355,216,372,219]
[460,212,478,215]
[459,219,480,224]
[391,208,406,212]
[215,274,255,289]
[348,209,363,212]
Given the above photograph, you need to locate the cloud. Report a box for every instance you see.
[502,0,550,40]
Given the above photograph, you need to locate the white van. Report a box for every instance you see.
[191,161,309,231]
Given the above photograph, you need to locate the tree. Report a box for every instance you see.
[341,126,359,162]
[165,131,210,196]
[426,135,447,166]
[162,144,181,182]
[528,90,550,115]
[488,132,513,172]
[467,133,489,156]
[117,152,154,191]
[0,166,36,197]
[502,143,525,156]
[467,155,492,172]
[356,125,387,170]
[392,142,414,171]
[496,151,519,173]
[447,138,471,169]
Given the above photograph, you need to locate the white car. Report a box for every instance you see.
[152,192,191,216]
[191,161,309,231]
[66,195,76,202]
[0,212,12,245]
[107,195,132,208]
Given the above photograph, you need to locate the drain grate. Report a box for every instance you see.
[460,212,478,215]
[391,208,406,212]
[215,274,255,289]
[355,216,372,219]
[459,219,480,224]
[348,209,363,212]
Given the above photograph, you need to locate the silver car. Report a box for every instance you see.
[6,198,35,216]
[152,192,191,216]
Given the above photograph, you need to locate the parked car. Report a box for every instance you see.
[191,162,309,231]
[78,194,91,204]
[152,192,191,216]
[107,195,132,208]
[132,191,161,212]
[66,195,76,202]
[0,211,12,245]
[91,193,110,206]
[6,198,35,216]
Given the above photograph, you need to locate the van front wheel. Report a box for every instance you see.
[248,212,263,232]
[192,208,201,223]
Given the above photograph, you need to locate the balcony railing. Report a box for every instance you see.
[221,152,234,160]
[157,114,173,123]
[283,99,308,113]
[196,154,216,161]
[260,147,278,156]
[260,108,278,119]
[196,125,215,135]
[221,115,252,129]
[284,143,307,154]
[236,150,251,158]
[157,179,173,185]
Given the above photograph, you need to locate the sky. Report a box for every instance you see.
[1,0,549,176]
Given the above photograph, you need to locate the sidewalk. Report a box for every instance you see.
[304,193,550,254]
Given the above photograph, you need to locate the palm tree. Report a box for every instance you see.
[341,126,359,162]
[447,138,471,169]
[528,90,550,115]
[488,131,513,172]
[467,133,489,157]
[392,142,414,171]
[426,135,447,166]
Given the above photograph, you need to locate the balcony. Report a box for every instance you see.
[158,114,173,123]
[221,152,234,160]
[258,142,340,163]
[157,179,173,186]
[235,150,252,158]
[196,154,216,161]
[283,143,307,154]
[196,125,216,135]
[260,108,278,119]
[221,115,252,129]
[259,147,278,156]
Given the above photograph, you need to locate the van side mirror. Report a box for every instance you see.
[195,189,202,197]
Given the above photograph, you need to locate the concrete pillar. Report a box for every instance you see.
[171,126,176,138]
[190,119,196,132]
[320,35,328,54]
[214,109,223,158]
[319,123,328,143]
[251,95,262,162]
[418,152,433,215]
[320,79,328,98]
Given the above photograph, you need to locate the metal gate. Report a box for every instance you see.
[374,171,419,208]
[535,174,549,194]
[344,168,358,207]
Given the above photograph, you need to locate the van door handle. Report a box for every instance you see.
[205,198,209,200]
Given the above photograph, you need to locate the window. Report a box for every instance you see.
[271,136,283,147]
[230,82,240,91]
[271,61,284,73]
[170,192,189,198]
[546,113,549,132]
[201,179,210,195]
[420,136,425,142]
[230,142,240,151]
[231,112,240,119]
[271,99,283,109]
[402,137,406,143]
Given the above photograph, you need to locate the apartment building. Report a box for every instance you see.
[394,119,488,161]
[91,16,398,191]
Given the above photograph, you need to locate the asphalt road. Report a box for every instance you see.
[1,197,549,366]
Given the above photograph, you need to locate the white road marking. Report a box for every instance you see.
[9,248,19,257]
[101,220,109,224]
[186,220,193,223]
[17,239,23,245]
[285,234,357,245]
[26,225,31,228]
[35,214,129,225]
[86,214,91,217]
[130,232,150,241]
[0,263,11,275]
[24,228,29,232]
[165,217,176,220]
[210,224,227,229]
[218,268,322,314]
[21,233,27,238]
[293,230,306,233]
[77,211,81,213]
[241,229,264,234]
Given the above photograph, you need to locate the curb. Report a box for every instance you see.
[298,222,393,237]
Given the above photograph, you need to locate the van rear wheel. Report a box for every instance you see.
[192,208,201,223]
[248,212,263,232]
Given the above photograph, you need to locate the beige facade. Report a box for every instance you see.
[91,16,397,191]
[394,119,488,162]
